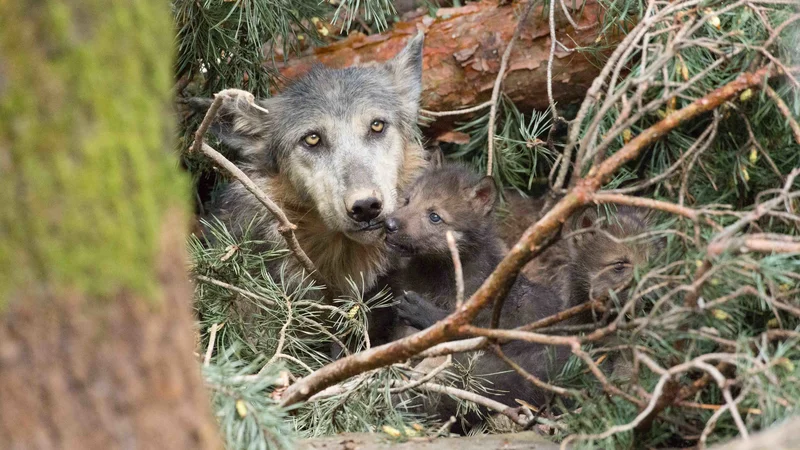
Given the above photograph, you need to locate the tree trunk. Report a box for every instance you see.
[0,2,219,449]
[276,0,611,137]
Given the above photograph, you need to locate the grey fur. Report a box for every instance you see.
[207,32,428,294]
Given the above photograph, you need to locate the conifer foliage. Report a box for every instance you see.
[175,0,800,449]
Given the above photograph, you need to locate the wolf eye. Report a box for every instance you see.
[403,197,410,206]
[303,133,321,147]
[429,212,442,224]
[370,120,385,133]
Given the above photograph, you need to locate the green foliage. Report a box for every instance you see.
[205,349,295,450]
[446,97,557,194]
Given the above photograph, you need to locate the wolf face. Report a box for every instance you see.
[212,33,424,245]
[567,206,660,304]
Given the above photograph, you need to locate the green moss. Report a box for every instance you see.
[0,0,189,308]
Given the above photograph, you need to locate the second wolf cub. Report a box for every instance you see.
[383,158,571,425]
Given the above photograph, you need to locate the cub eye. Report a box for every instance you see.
[370,120,385,133]
[303,133,321,147]
[613,261,627,273]
[429,212,442,224]
[403,197,410,206]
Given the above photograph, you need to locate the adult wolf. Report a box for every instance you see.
[209,33,428,296]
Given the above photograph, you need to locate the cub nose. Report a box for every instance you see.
[385,218,399,233]
[347,195,383,223]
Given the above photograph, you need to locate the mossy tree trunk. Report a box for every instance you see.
[0,1,219,448]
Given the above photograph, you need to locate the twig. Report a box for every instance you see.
[518,300,604,332]
[420,101,493,117]
[559,0,597,32]
[591,193,700,221]
[419,337,488,358]
[204,323,220,367]
[699,387,751,449]
[389,355,452,394]
[572,347,644,407]
[262,301,293,371]
[460,325,580,347]
[764,85,800,145]
[279,65,776,408]
[195,274,275,306]
[709,236,800,256]
[547,0,559,120]
[402,381,530,427]
[434,416,457,437]
[491,344,580,398]
[446,231,465,307]
[200,143,327,292]
[486,0,537,177]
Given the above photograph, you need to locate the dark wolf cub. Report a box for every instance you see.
[383,158,571,425]
[500,192,659,310]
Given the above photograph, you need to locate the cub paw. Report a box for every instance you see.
[395,291,431,329]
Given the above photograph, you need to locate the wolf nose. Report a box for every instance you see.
[385,218,399,233]
[348,197,383,223]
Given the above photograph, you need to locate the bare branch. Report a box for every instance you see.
[486,0,537,177]
[446,231,465,307]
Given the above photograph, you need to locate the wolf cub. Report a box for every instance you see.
[383,156,571,424]
[501,192,660,311]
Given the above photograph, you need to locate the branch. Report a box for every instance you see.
[486,0,537,177]
[195,274,276,306]
[446,231,465,307]
[408,381,530,427]
[490,344,581,398]
[279,65,776,408]
[591,193,700,221]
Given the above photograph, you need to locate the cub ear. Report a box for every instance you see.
[205,93,279,172]
[467,176,498,216]
[567,207,599,232]
[384,31,424,117]
[428,147,445,169]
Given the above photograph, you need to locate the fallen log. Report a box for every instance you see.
[276,0,612,137]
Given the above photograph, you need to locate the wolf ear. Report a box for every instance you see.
[429,147,445,169]
[207,93,279,172]
[384,31,424,117]
[467,176,497,216]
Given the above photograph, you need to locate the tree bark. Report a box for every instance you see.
[276,0,610,136]
[0,2,220,449]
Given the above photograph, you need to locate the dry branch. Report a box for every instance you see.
[279,65,776,408]
[486,0,537,177]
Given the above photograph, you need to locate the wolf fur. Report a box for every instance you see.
[383,159,571,429]
[500,193,660,310]
[208,33,429,295]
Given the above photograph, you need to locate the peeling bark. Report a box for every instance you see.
[276,0,611,134]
